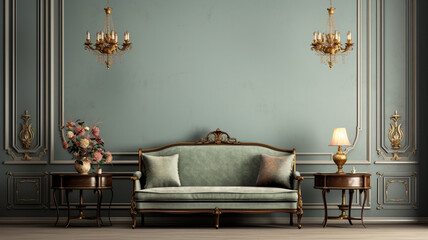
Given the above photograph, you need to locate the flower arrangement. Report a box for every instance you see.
[60,120,112,173]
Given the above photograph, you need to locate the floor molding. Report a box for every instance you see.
[0,217,427,225]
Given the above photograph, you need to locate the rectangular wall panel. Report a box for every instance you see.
[3,0,49,164]
[7,172,49,209]
[52,0,371,165]
[376,171,417,210]
[376,0,417,163]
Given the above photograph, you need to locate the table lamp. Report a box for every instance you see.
[329,128,351,174]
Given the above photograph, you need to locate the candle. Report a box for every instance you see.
[96,32,99,41]
[317,31,321,40]
[338,33,341,42]
[335,31,338,40]
[101,31,104,40]
[115,33,118,42]
[127,32,130,41]
[86,31,90,41]
[347,31,351,40]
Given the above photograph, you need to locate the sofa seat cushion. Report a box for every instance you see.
[135,186,298,202]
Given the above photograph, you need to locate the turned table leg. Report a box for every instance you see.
[348,189,354,225]
[65,190,72,228]
[322,189,329,227]
[96,189,103,227]
[108,189,113,226]
[53,189,59,226]
[361,189,368,228]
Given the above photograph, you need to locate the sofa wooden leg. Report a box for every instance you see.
[130,193,137,229]
[297,212,302,229]
[131,212,137,229]
[213,207,221,229]
[289,213,294,226]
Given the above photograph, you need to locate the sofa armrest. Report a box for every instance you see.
[292,171,304,228]
[131,171,142,191]
[130,171,142,223]
[291,171,303,190]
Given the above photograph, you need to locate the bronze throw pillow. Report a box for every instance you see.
[256,154,294,189]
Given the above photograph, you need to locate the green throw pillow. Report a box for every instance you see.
[256,154,294,189]
[142,153,181,189]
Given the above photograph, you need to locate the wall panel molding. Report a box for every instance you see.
[51,0,372,165]
[375,0,418,164]
[3,0,50,164]
[6,171,49,209]
[376,171,417,210]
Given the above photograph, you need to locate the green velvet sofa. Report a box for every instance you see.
[130,129,304,229]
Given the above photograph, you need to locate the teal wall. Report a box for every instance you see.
[61,0,358,155]
[1,0,427,220]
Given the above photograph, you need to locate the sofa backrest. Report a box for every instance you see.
[138,129,295,187]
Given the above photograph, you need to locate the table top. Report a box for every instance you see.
[313,172,371,177]
[314,172,371,190]
[51,173,113,189]
[51,173,113,177]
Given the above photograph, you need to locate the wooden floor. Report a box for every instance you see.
[1,222,428,240]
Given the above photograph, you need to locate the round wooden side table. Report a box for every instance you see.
[313,172,371,228]
[51,173,113,227]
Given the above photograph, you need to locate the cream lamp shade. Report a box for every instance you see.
[329,128,351,146]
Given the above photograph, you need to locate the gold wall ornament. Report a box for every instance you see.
[311,0,354,69]
[19,110,34,160]
[388,110,404,160]
[84,0,132,69]
[385,180,409,202]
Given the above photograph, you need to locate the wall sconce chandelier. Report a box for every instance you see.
[311,0,354,69]
[84,0,132,69]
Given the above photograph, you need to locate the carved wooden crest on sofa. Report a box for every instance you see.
[198,128,239,144]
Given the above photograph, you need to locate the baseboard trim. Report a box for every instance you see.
[0,216,427,225]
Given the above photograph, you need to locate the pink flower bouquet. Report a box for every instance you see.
[60,120,112,172]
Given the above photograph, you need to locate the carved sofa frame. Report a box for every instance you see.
[130,129,304,229]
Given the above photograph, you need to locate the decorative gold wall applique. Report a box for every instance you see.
[388,110,404,160]
[19,110,34,160]
[385,180,408,202]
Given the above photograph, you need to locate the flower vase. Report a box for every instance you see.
[74,157,91,174]
[96,168,102,174]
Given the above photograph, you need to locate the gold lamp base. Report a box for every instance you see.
[333,146,347,174]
